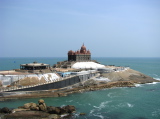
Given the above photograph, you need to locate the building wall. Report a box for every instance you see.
[68,54,91,61]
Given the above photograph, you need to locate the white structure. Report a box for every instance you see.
[0,73,60,86]
[72,62,105,69]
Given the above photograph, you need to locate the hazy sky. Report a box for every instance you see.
[1,0,160,57]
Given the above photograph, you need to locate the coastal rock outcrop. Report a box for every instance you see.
[1,99,76,119]
[101,68,158,83]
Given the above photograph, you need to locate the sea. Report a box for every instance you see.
[0,57,160,119]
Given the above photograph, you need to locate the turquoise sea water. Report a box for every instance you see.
[0,57,160,119]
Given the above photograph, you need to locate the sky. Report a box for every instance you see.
[0,0,160,57]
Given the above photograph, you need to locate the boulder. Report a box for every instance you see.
[0,107,11,113]
[39,104,47,111]
[30,105,39,111]
[24,103,32,109]
[38,99,44,104]
[23,103,37,109]
[38,99,47,111]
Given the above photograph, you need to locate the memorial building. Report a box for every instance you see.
[68,44,91,61]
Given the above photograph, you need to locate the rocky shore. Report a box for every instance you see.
[0,99,76,119]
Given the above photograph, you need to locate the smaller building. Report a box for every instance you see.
[20,62,50,70]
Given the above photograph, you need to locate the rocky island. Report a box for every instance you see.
[0,44,159,101]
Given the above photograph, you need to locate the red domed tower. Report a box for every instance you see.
[80,43,87,54]
[68,44,91,61]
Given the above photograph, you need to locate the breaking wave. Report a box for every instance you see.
[90,101,111,115]
[127,103,134,108]
[155,78,160,81]
[135,84,143,87]
[135,81,160,87]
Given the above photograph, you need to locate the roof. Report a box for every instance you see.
[20,62,49,67]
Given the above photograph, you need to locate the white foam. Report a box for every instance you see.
[154,74,158,76]
[90,101,111,115]
[135,84,143,87]
[154,78,160,81]
[152,109,160,117]
[135,81,160,87]
[66,100,73,102]
[127,103,134,108]
[92,114,104,119]
[107,92,116,98]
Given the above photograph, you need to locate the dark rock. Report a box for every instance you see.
[62,105,76,113]
[47,106,61,114]
[54,107,61,114]
[0,107,11,113]
[47,106,56,114]
[39,104,47,111]
[59,108,67,114]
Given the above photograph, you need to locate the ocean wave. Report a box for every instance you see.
[127,103,134,108]
[135,84,143,87]
[146,82,159,85]
[154,78,160,81]
[66,100,73,102]
[90,101,111,115]
[135,81,160,87]
[113,102,134,109]
[153,74,158,76]
[107,93,113,98]
[92,113,105,119]
[152,109,160,117]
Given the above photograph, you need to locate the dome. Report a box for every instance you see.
[81,44,86,51]
[68,50,75,55]
[87,50,91,54]
[76,50,80,54]
[80,44,87,53]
